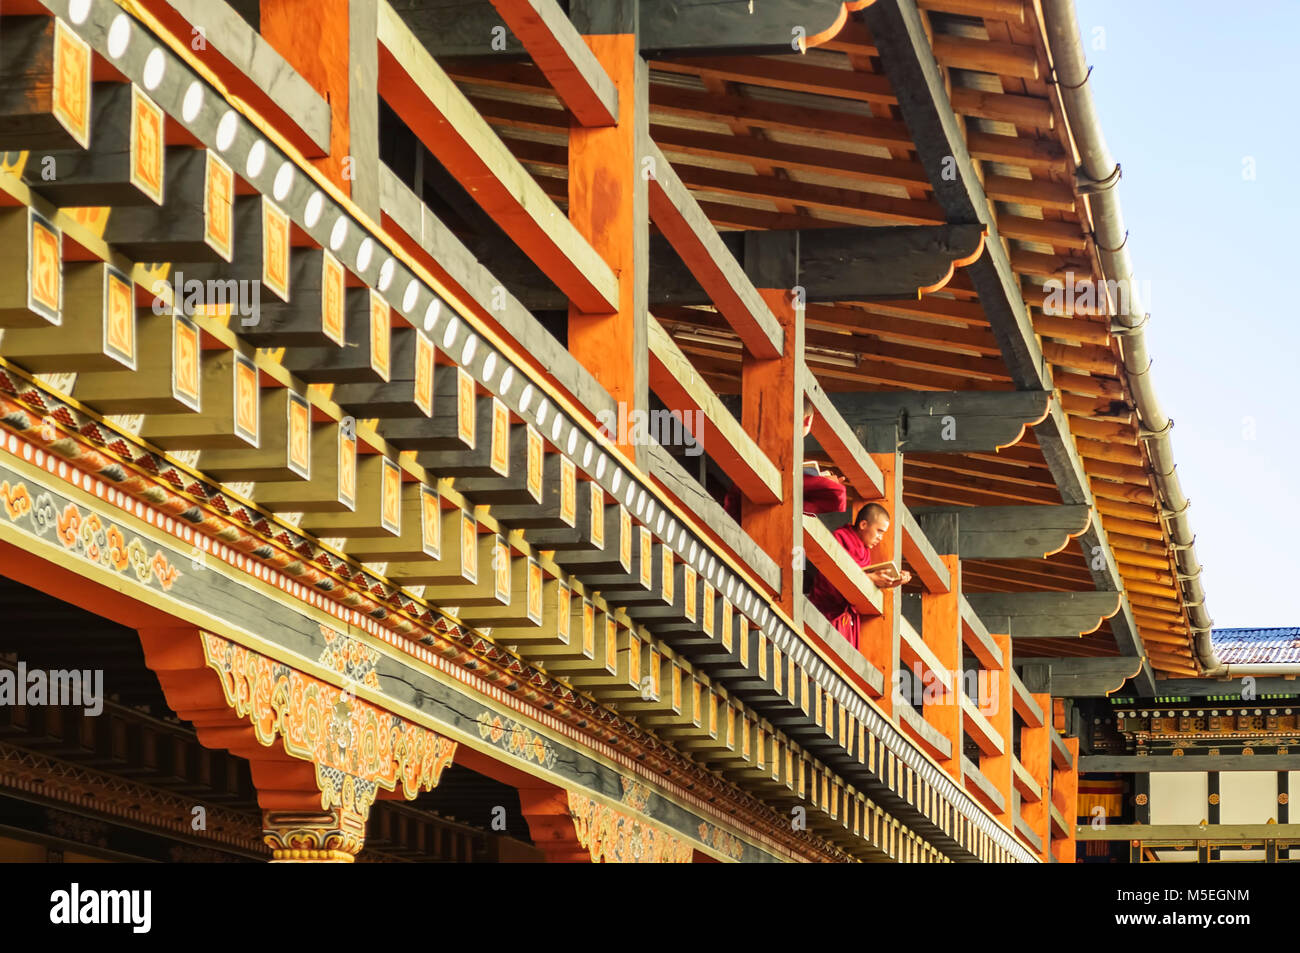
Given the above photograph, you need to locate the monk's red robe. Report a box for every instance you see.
[722,472,846,521]
[808,524,870,649]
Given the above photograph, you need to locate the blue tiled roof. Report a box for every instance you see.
[1210,627,1300,665]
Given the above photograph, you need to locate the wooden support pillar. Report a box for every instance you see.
[1051,736,1079,863]
[1020,690,1052,861]
[567,1,647,463]
[859,442,902,716]
[921,552,960,780]
[739,279,803,620]
[981,632,1014,825]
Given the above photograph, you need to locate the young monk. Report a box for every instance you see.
[808,502,912,649]
[722,396,847,518]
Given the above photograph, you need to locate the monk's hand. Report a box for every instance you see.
[898,570,912,586]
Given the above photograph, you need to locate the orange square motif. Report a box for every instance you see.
[262,201,290,302]
[29,214,61,320]
[494,538,511,603]
[130,87,164,205]
[691,679,703,727]
[557,583,571,642]
[639,528,652,589]
[739,616,749,666]
[172,316,201,410]
[662,549,674,605]
[648,647,661,699]
[604,618,618,673]
[420,485,440,558]
[581,601,594,657]
[380,458,401,535]
[204,153,234,262]
[414,332,434,416]
[525,426,543,502]
[52,21,90,148]
[461,512,477,584]
[104,269,135,369]
[489,400,509,476]
[287,394,311,478]
[589,485,604,549]
[627,636,642,688]
[702,583,715,636]
[234,356,258,446]
[526,561,542,623]
[721,598,732,649]
[337,428,357,510]
[320,251,345,345]
[456,370,475,448]
[369,292,390,381]
[684,566,696,621]
[618,506,631,571]
[559,457,576,527]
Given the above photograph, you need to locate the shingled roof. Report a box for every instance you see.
[1210,628,1300,666]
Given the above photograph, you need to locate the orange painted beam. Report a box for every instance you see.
[740,289,801,615]
[567,32,641,456]
[921,553,961,780]
[488,0,618,126]
[645,146,783,359]
[1019,691,1052,861]
[980,632,1013,826]
[858,449,900,717]
[1051,736,1080,863]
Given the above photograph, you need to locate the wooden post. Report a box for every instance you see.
[1051,736,1079,863]
[1020,690,1052,860]
[740,269,802,621]
[567,1,647,464]
[921,552,961,780]
[981,632,1014,824]
[859,443,902,716]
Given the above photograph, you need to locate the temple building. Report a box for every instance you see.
[0,0,1231,863]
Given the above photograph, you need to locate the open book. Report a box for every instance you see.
[864,560,902,583]
[802,459,823,476]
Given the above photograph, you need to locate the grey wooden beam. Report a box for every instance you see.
[793,224,985,301]
[1051,728,1074,770]
[159,0,331,153]
[104,148,227,262]
[829,390,1052,454]
[489,0,618,126]
[804,371,885,502]
[378,164,616,424]
[900,504,950,594]
[959,594,1002,670]
[1077,822,1300,842]
[1154,678,1300,698]
[646,142,783,359]
[1080,756,1300,774]
[411,0,857,57]
[803,595,885,697]
[863,0,1156,694]
[645,442,781,592]
[966,591,1121,640]
[1025,656,1148,697]
[962,755,1006,814]
[350,0,381,217]
[24,84,154,207]
[1010,669,1044,726]
[912,504,1092,560]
